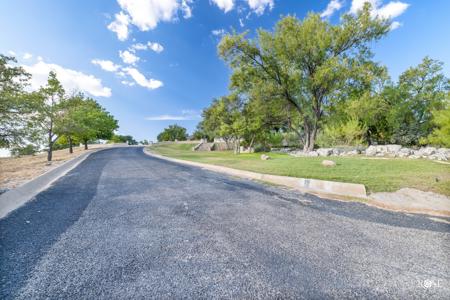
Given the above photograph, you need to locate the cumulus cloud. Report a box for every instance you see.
[320,0,343,18]
[123,67,163,90]
[119,50,140,64]
[23,60,112,97]
[91,59,121,72]
[211,0,234,13]
[108,0,194,40]
[107,11,130,41]
[350,0,409,19]
[145,109,201,121]
[130,41,164,53]
[247,0,274,15]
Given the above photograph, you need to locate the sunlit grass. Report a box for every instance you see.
[149,142,450,195]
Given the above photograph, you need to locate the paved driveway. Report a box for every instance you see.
[1,147,449,299]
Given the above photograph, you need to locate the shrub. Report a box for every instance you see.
[317,118,367,147]
[11,144,38,156]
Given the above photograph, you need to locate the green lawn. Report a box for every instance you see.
[148,142,450,195]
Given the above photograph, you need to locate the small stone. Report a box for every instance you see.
[321,160,336,167]
[260,154,270,160]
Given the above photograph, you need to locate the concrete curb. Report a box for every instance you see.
[0,147,108,219]
[142,148,368,199]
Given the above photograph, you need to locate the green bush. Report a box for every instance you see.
[423,105,450,147]
[11,144,38,156]
[317,118,367,147]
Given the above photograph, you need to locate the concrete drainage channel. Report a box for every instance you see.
[142,148,367,198]
[143,148,450,218]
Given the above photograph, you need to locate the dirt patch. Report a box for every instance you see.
[369,188,450,217]
[0,145,106,191]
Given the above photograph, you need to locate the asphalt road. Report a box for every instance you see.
[1,147,449,299]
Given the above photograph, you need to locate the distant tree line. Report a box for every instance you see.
[191,3,449,153]
[157,124,188,142]
[1,54,120,161]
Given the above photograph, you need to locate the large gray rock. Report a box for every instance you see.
[428,153,447,161]
[386,144,402,153]
[365,145,377,156]
[417,147,436,157]
[307,151,319,157]
[317,148,333,157]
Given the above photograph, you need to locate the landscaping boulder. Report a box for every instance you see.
[332,148,342,156]
[417,146,436,157]
[317,148,333,157]
[307,151,319,157]
[260,154,271,160]
[321,160,336,167]
[386,144,402,153]
[365,145,377,156]
[428,153,447,161]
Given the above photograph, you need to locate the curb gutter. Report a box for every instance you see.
[143,148,367,199]
[0,147,109,219]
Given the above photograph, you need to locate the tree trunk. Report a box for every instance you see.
[68,136,73,154]
[302,119,318,152]
[47,132,53,162]
[84,140,88,150]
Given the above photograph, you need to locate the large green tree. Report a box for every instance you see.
[387,57,450,145]
[219,4,390,151]
[0,54,31,147]
[28,71,65,161]
[157,124,188,142]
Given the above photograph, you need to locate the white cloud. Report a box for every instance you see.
[91,59,121,72]
[211,0,234,13]
[148,42,164,53]
[247,0,274,15]
[212,28,226,36]
[181,0,193,18]
[23,53,33,60]
[320,0,343,18]
[376,1,409,19]
[350,0,409,20]
[130,41,164,53]
[119,50,140,64]
[239,18,244,27]
[145,109,200,121]
[8,50,16,56]
[121,80,136,86]
[107,11,130,41]
[23,60,112,97]
[108,0,194,41]
[390,20,402,30]
[118,0,179,31]
[123,67,163,90]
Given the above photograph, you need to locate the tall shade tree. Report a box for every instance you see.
[54,93,85,153]
[0,54,31,147]
[218,4,390,151]
[29,71,65,161]
[157,124,188,142]
[388,57,450,145]
[71,98,118,150]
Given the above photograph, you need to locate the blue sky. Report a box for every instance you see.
[1,0,449,142]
